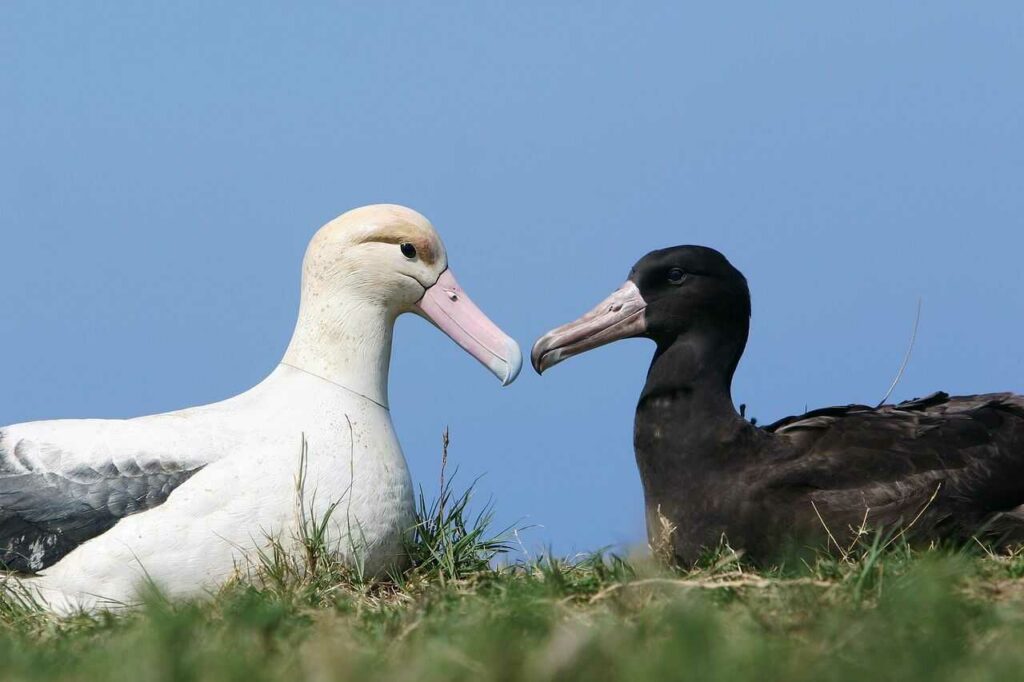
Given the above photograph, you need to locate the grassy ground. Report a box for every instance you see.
[6,474,1024,681]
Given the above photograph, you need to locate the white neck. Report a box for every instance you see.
[281,292,396,409]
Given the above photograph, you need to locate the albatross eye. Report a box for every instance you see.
[400,243,417,259]
[668,268,687,285]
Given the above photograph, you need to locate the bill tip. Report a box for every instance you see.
[501,342,524,386]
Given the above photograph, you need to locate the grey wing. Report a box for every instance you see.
[0,432,205,573]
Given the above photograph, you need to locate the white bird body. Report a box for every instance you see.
[0,205,521,613]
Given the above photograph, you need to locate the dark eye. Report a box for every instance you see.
[667,268,687,284]
[400,243,417,259]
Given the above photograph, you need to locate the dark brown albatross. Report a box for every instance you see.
[532,245,1024,565]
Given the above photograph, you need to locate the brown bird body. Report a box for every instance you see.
[533,246,1024,565]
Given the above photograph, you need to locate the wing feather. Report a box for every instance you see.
[758,392,1024,545]
[0,430,205,573]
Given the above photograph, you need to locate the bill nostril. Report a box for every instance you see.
[610,303,623,312]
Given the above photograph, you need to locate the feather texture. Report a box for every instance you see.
[0,431,204,573]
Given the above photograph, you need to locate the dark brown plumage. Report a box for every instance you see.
[532,246,1024,565]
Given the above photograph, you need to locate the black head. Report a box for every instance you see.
[628,246,750,346]
[531,245,751,374]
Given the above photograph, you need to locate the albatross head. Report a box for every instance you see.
[531,245,750,376]
[299,204,522,386]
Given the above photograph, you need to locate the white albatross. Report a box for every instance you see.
[0,204,522,613]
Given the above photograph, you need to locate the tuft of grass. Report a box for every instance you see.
[403,428,514,584]
[238,434,367,609]
[229,428,517,608]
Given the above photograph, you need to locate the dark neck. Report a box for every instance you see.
[634,328,754,488]
[639,329,744,418]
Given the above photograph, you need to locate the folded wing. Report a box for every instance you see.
[0,428,206,573]
[761,392,1024,544]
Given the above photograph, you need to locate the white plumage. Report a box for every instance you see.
[0,204,521,613]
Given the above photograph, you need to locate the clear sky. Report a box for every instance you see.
[1,3,1022,557]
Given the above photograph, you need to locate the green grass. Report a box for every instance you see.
[6,463,1024,681]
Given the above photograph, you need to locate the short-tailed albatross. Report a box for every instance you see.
[1,204,521,612]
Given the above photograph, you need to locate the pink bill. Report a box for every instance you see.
[415,270,522,386]
[531,280,648,374]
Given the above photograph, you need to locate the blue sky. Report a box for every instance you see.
[1,3,1022,556]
